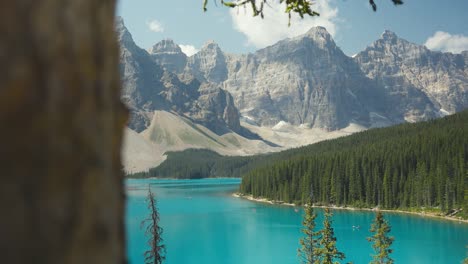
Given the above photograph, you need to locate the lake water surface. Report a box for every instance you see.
[126,178,468,264]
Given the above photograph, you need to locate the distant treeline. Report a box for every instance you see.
[240,110,468,216]
[128,149,254,179]
[129,110,468,216]
[127,144,320,179]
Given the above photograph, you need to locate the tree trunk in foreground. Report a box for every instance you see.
[0,1,127,263]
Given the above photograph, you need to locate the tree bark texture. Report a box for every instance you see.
[0,1,128,263]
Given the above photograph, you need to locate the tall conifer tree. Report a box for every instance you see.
[367,211,394,264]
[464,245,468,264]
[298,196,320,263]
[316,208,346,264]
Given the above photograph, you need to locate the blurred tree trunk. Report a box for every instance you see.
[0,1,127,264]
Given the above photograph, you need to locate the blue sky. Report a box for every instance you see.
[116,0,468,56]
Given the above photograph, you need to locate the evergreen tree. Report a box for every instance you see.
[463,171,468,219]
[367,211,394,264]
[140,111,468,220]
[316,208,346,264]
[464,245,468,264]
[298,197,320,263]
[142,187,166,264]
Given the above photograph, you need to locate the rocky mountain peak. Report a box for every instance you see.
[381,30,398,41]
[118,17,467,139]
[373,30,424,55]
[115,16,134,45]
[199,40,224,57]
[116,18,244,135]
[355,30,468,119]
[304,26,331,38]
[298,26,337,51]
[364,29,420,56]
[149,39,183,55]
[115,16,124,29]
[149,39,187,73]
[186,40,228,83]
[201,40,220,50]
[462,50,468,58]
[254,25,339,63]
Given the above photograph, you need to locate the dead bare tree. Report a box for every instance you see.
[142,187,166,264]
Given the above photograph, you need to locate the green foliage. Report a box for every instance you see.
[367,211,394,264]
[127,149,264,179]
[129,111,468,219]
[148,149,222,179]
[298,197,321,264]
[239,110,468,217]
[315,208,345,264]
[463,245,468,264]
[127,145,317,179]
[462,170,468,219]
[203,0,403,25]
[142,188,166,264]
[369,0,403,11]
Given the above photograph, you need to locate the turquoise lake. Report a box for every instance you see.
[126,178,468,264]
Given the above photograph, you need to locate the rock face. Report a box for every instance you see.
[117,17,166,131]
[149,39,187,74]
[182,27,386,129]
[119,17,467,138]
[118,19,468,174]
[117,18,241,134]
[191,82,241,134]
[176,28,468,129]
[355,30,468,121]
[223,27,380,129]
[187,41,229,83]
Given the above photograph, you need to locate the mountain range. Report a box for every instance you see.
[116,17,468,173]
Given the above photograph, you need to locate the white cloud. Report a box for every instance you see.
[229,0,338,48]
[147,19,164,33]
[179,44,199,56]
[425,31,468,54]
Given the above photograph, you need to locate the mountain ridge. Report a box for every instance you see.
[117,17,286,172]
[161,27,467,130]
[117,17,243,135]
[117,16,467,172]
[355,30,468,121]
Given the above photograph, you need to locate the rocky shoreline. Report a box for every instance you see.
[232,193,468,224]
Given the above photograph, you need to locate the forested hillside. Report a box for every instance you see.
[129,147,291,179]
[240,110,467,215]
[130,111,467,216]
[129,149,251,179]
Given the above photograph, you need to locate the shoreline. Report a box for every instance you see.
[232,193,468,224]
